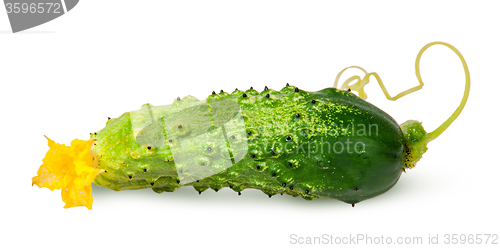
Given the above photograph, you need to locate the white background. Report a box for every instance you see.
[1,1,499,247]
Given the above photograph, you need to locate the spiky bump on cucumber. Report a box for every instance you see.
[92,85,406,205]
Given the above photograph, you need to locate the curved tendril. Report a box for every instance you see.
[421,42,470,142]
[334,66,370,99]
[334,41,470,142]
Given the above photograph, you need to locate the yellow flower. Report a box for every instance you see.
[32,136,103,210]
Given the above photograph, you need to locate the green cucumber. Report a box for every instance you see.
[92,86,408,205]
[32,42,470,209]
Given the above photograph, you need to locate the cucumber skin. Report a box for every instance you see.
[92,86,404,204]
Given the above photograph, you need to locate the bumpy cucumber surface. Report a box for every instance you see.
[92,85,404,205]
